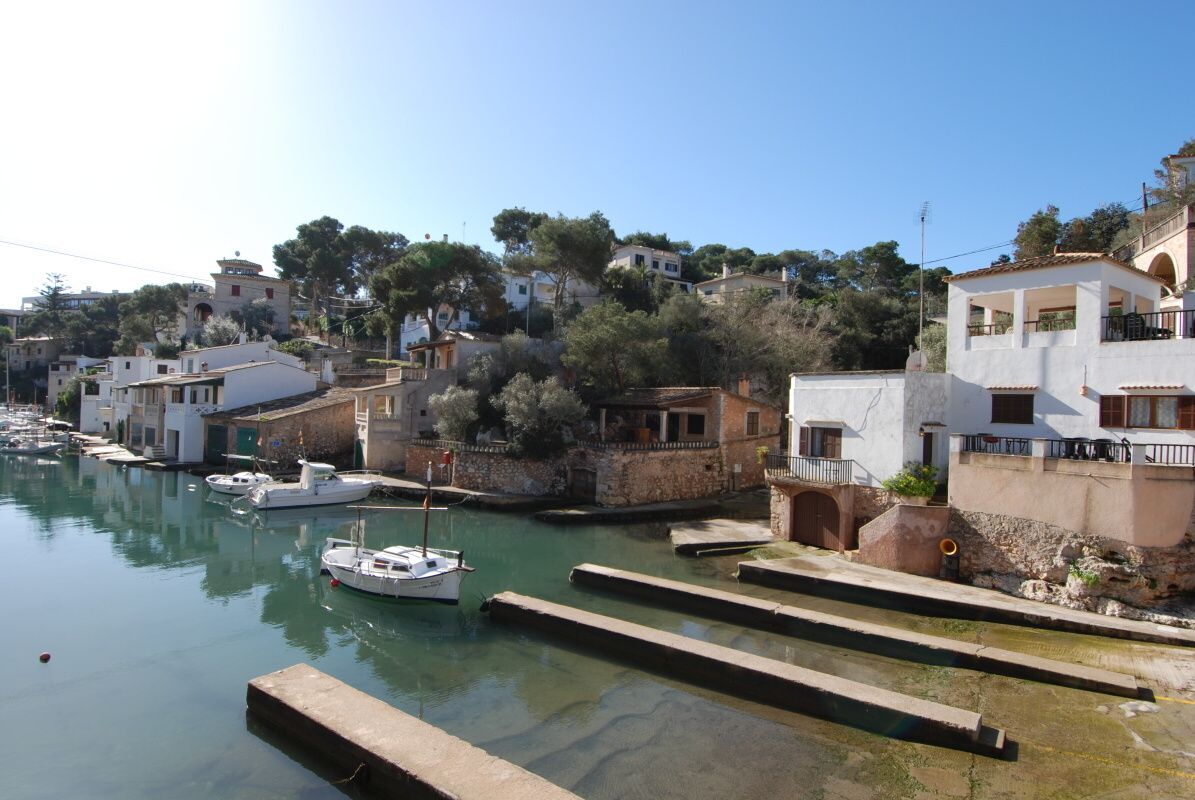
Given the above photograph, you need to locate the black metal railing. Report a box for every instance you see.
[967,323,1012,337]
[764,453,853,484]
[580,439,718,451]
[1024,317,1076,333]
[1044,438,1130,463]
[1101,310,1195,342]
[961,435,1031,456]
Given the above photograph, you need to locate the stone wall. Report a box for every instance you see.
[767,481,898,542]
[405,442,566,496]
[715,392,782,489]
[949,508,1195,617]
[857,504,951,577]
[571,445,724,507]
[220,399,355,469]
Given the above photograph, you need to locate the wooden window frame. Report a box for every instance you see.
[745,411,760,436]
[991,393,1034,424]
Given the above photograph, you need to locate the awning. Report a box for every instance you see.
[1119,383,1184,393]
[801,419,846,427]
[986,385,1038,392]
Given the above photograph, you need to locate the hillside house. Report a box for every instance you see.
[184,257,291,338]
[694,265,788,303]
[352,366,454,470]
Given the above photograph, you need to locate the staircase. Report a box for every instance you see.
[143,444,167,460]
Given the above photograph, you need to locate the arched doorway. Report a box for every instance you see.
[791,490,842,550]
[193,303,213,325]
[1148,253,1178,292]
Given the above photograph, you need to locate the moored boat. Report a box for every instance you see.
[205,454,273,496]
[245,459,379,509]
[319,463,474,604]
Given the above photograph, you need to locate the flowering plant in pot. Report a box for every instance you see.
[881,463,938,505]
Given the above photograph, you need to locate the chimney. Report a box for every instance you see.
[737,374,750,397]
[722,262,731,279]
[442,234,449,243]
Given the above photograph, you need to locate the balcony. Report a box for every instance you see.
[1101,309,1194,342]
[1113,205,1193,261]
[960,434,1194,466]
[764,453,854,485]
[579,439,718,452]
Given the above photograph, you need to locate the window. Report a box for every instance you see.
[665,262,678,273]
[991,393,1034,424]
[686,414,706,436]
[799,426,841,458]
[746,411,760,436]
[125,361,131,370]
[157,364,168,374]
[517,283,527,295]
[634,254,645,266]
[231,284,240,297]
[652,259,660,270]
[1114,395,1194,429]
[265,288,274,300]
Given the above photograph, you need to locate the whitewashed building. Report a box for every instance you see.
[607,244,693,294]
[46,355,106,410]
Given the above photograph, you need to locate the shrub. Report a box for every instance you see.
[881,462,938,497]
[428,386,479,442]
[277,338,316,360]
[492,373,586,458]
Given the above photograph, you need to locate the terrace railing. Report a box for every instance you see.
[580,439,718,452]
[967,323,1012,337]
[1102,310,1195,342]
[764,453,854,484]
[961,435,1031,456]
[1044,438,1130,463]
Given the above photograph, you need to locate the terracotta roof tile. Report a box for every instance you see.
[943,253,1166,284]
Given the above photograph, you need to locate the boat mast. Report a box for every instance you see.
[422,460,432,557]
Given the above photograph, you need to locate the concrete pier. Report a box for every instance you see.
[247,663,581,799]
[737,556,1195,648]
[570,563,1141,697]
[487,591,1006,755]
[669,518,774,555]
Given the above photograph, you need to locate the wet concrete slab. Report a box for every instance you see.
[571,563,1142,698]
[669,518,774,555]
[738,554,1195,648]
[247,663,581,799]
[487,590,1007,755]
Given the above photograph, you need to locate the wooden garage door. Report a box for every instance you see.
[792,491,842,550]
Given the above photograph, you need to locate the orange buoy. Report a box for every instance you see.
[939,538,959,556]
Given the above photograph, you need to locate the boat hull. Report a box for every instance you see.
[247,480,376,509]
[205,473,270,496]
[320,545,468,604]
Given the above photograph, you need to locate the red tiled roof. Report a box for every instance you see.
[943,253,1166,284]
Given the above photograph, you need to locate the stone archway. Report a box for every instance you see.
[1148,252,1178,292]
[193,303,213,325]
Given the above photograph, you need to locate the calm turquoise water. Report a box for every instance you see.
[1,455,893,800]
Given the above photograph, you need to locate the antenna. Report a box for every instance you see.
[919,202,932,358]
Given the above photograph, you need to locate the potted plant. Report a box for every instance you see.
[881,462,938,505]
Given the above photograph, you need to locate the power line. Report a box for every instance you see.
[0,238,209,283]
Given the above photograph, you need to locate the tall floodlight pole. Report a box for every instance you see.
[919,202,931,356]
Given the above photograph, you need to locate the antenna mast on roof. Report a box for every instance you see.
[919,201,932,352]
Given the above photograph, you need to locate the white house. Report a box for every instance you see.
[145,360,318,463]
[787,370,950,486]
[608,244,693,293]
[944,252,1194,445]
[694,264,787,303]
[46,355,106,411]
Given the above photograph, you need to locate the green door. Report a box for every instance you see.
[353,439,364,469]
[236,427,258,456]
[205,424,227,464]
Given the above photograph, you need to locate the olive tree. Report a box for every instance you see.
[492,373,585,457]
[428,386,479,442]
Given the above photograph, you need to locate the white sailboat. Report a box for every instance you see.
[246,459,379,509]
[319,463,474,604]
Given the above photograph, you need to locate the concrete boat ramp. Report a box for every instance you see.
[669,518,773,556]
[570,563,1142,698]
[249,664,581,799]
[738,555,1195,648]
[487,591,1006,756]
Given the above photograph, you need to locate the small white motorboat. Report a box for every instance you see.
[319,466,474,604]
[246,459,379,509]
[205,454,273,496]
[0,437,65,456]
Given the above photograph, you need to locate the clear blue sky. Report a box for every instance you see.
[1,0,1189,308]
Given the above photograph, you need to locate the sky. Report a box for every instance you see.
[1,0,1190,309]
